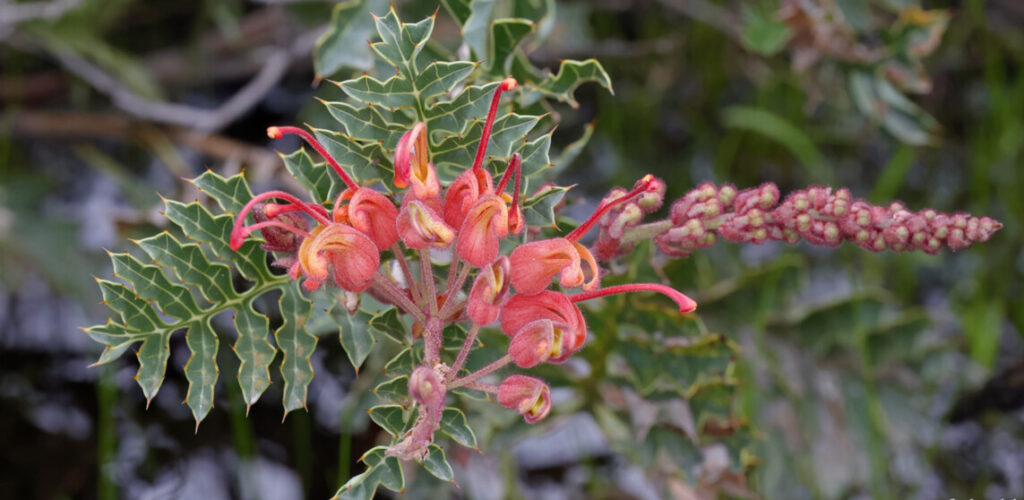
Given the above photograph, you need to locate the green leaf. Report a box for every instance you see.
[383,347,420,376]
[110,252,200,320]
[314,0,389,79]
[334,446,405,499]
[370,9,434,79]
[552,121,595,175]
[276,282,318,415]
[517,132,553,178]
[440,0,471,26]
[183,319,219,425]
[280,148,338,205]
[96,279,167,333]
[533,59,614,108]
[135,334,172,403]
[368,307,408,345]
[367,405,407,436]
[425,82,501,140]
[414,61,478,104]
[338,74,417,110]
[233,299,276,408]
[136,232,236,304]
[162,199,270,281]
[522,185,569,227]
[313,128,393,187]
[338,309,377,371]
[459,0,495,60]
[323,100,409,149]
[191,171,253,215]
[489,19,534,74]
[439,407,478,449]
[721,105,832,184]
[420,444,455,482]
[372,376,409,405]
[432,113,540,180]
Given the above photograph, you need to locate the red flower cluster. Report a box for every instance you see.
[228,78,697,460]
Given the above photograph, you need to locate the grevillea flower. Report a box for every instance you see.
[396,200,454,250]
[466,256,511,325]
[394,122,441,200]
[457,193,509,267]
[296,223,379,292]
[500,291,587,361]
[251,203,308,254]
[498,375,551,423]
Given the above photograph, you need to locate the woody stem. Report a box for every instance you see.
[419,250,439,318]
[448,324,481,381]
[372,273,427,324]
[391,244,422,307]
[450,354,512,389]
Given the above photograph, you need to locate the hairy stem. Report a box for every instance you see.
[371,273,427,324]
[450,354,512,388]
[448,324,481,381]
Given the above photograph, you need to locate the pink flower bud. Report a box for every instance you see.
[393,122,441,200]
[498,375,551,423]
[509,238,600,295]
[443,167,493,229]
[508,319,556,368]
[467,256,511,325]
[409,366,445,406]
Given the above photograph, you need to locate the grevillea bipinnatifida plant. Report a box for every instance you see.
[85,8,1002,498]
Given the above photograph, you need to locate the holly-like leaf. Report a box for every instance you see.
[522,185,569,227]
[333,446,405,500]
[368,307,408,345]
[280,148,341,205]
[373,376,409,405]
[489,19,534,74]
[337,309,377,372]
[183,319,219,424]
[367,405,407,436]
[383,347,419,375]
[439,407,478,449]
[276,282,318,415]
[314,0,389,79]
[420,444,455,482]
[533,59,614,108]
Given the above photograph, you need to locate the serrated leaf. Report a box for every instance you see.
[183,319,219,425]
[110,252,200,320]
[370,9,433,78]
[191,171,253,215]
[367,404,407,436]
[136,232,236,304]
[373,376,409,405]
[420,444,454,482]
[440,407,477,448]
[425,81,500,140]
[334,446,405,499]
[533,59,614,108]
[518,132,553,178]
[313,128,393,187]
[414,61,477,104]
[338,309,376,371]
[383,347,419,375]
[314,0,388,78]
[162,200,269,281]
[338,74,417,110]
[489,19,534,74]
[432,113,540,180]
[135,334,171,402]
[97,279,167,332]
[552,121,595,175]
[280,148,337,205]
[440,0,471,26]
[276,282,317,415]
[323,101,409,148]
[232,299,276,408]
[522,186,569,226]
[368,307,407,345]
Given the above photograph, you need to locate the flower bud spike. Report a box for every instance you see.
[232,190,331,251]
[267,125,359,191]
[470,78,518,175]
[566,175,660,242]
[569,283,697,313]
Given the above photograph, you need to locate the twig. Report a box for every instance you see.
[0,0,81,25]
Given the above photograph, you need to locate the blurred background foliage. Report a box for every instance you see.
[1,0,1022,499]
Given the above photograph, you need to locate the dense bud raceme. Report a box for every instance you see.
[578,181,1008,259]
